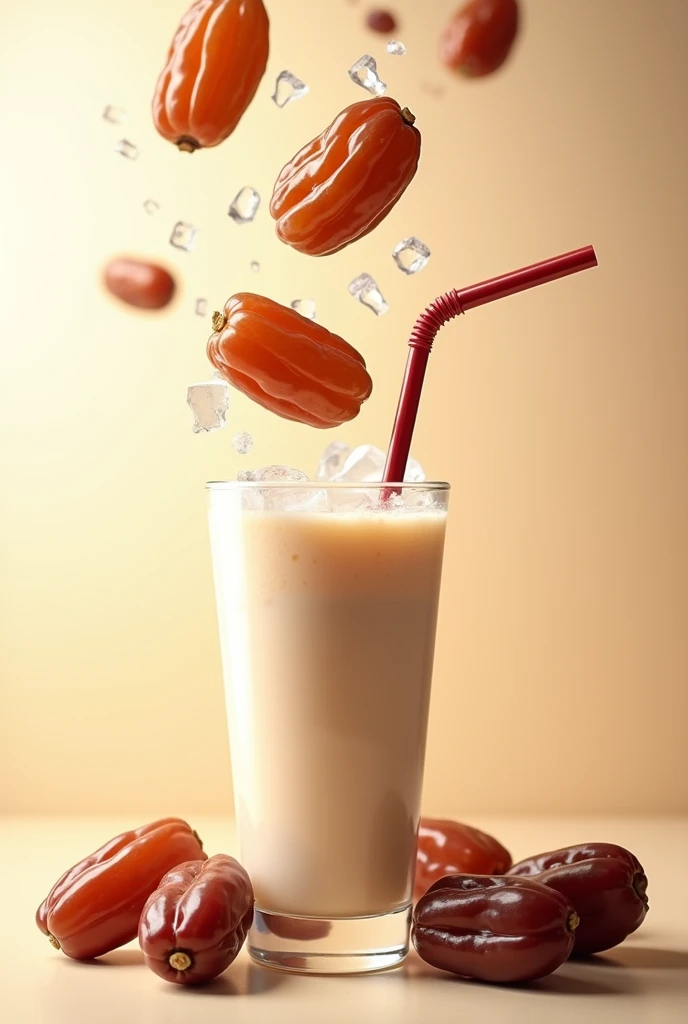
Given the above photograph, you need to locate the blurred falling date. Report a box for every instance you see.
[139,855,254,985]
[413,874,578,983]
[440,0,519,77]
[152,0,269,151]
[366,10,398,33]
[104,258,176,310]
[509,843,649,955]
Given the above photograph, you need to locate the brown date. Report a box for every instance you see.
[366,10,398,34]
[415,818,512,901]
[509,843,649,956]
[440,0,519,78]
[413,874,578,984]
[139,855,254,985]
[103,258,176,310]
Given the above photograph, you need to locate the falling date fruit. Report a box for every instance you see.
[440,0,519,78]
[104,258,176,310]
[366,10,398,33]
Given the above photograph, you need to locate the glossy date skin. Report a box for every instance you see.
[413,874,578,983]
[207,293,372,427]
[36,819,206,959]
[509,844,649,955]
[415,819,512,901]
[104,258,176,310]
[139,855,254,985]
[440,0,519,78]
[270,97,421,256]
[153,0,269,151]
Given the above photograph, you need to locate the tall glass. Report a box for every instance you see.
[207,481,450,974]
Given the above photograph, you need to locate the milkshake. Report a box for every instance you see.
[207,482,449,972]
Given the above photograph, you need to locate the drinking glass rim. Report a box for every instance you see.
[206,480,451,491]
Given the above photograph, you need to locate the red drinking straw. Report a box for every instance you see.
[382,245,598,484]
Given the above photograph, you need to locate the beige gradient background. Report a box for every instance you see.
[1,0,686,817]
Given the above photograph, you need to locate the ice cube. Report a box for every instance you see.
[316,441,351,480]
[392,236,431,275]
[195,298,208,316]
[170,221,198,252]
[264,488,330,513]
[228,187,260,224]
[253,466,310,483]
[348,55,387,96]
[186,380,229,433]
[115,139,138,160]
[290,298,316,320]
[102,105,126,124]
[143,199,159,215]
[328,488,377,512]
[232,431,254,455]
[348,273,389,316]
[250,260,261,272]
[272,70,309,109]
[331,444,425,483]
[237,469,257,482]
[387,41,406,56]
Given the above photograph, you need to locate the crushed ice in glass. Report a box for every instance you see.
[195,298,208,317]
[348,273,389,316]
[290,298,316,320]
[187,379,229,433]
[272,70,309,108]
[392,236,431,275]
[102,105,126,124]
[115,139,138,160]
[228,187,261,224]
[170,221,198,252]
[348,55,387,96]
[329,444,425,484]
[232,431,254,455]
[387,41,406,56]
[143,199,159,215]
[250,260,261,272]
[316,441,351,481]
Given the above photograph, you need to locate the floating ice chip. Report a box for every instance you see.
[195,298,208,316]
[186,379,229,433]
[272,70,309,108]
[330,444,425,483]
[392,236,431,275]
[170,221,198,252]
[232,431,254,455]
[387,41,406,56]
[290,298,316,320]
[348,273,388,315]
[348,55,387,96]
[102,105,126,124]
[316,441,351,480]
[228,187,261,224]
[250,260,261,272]
[143,199,159,215]
[115,139,138,160]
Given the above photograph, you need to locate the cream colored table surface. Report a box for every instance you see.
[3,817,687,1024]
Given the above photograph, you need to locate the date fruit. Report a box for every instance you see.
[440,0,519,78]
[415,818,512,900]
[36,819,206,959]
[509,843,649,956]
[413,874,578,983]
[139,855,254,985]
[104,258,176,310]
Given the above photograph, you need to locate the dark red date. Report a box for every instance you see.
[104,257,176,310]
[138,855,253,985]
[440,0,519,78]
[366,10,397,34]
[415,818,512,901]
[413,874,578,983]
[509,843,649,955]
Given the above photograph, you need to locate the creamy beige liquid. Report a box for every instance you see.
[208,498,447,918]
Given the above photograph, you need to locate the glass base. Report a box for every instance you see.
[248,905,411,975]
